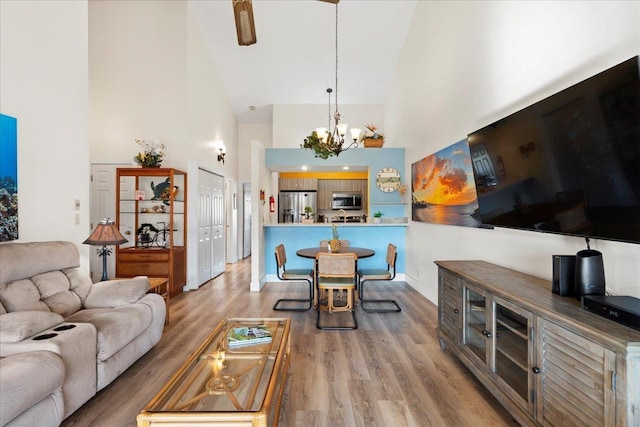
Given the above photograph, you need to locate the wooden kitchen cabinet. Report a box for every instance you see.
[317,179,368,210]
[115,168,187,297]
[436,260,639,427]
[279,178,317,191]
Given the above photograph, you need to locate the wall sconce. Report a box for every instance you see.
[215,141,226,164]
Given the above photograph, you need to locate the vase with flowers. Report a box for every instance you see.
[134,139,166,168]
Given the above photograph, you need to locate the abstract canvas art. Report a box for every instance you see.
[0,113,18,241]
[411,139,482,227]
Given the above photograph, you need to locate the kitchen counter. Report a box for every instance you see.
[264,222,407,275]
[263,222,407,227]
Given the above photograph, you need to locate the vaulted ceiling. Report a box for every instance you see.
[189,0,417,123]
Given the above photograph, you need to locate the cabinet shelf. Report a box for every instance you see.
[496,329,528,371]
[116,167,187,297]
[120,199,184,203]
[496,316,528,340]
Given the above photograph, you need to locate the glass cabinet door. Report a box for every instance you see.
[463,285,487,365]
[492,297,533,412]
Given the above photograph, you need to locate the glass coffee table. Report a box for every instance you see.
[137,318,291,427]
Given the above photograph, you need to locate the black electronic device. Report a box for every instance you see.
[574,247,605,299]
[468,56,640,245]
[552,254,576,296]
[582,295,640,331]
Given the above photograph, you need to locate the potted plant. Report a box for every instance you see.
[363,124,384,148]
[302,206,314,223]
[373,211,383,224]
[134,139,166,168]
[329,224,341,252]
[304,206,313,219]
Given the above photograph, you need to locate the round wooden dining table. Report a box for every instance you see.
[296,247,375,259]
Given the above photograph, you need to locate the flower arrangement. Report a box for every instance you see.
[363,124,384,148]
[134,139,166,167]
[364,124,384,140]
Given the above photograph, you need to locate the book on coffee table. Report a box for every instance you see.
[227,325,272,349]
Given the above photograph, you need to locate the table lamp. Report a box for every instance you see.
[83,218,128,281]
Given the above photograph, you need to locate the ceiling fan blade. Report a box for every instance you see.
[232,0,257,46]
[318,0,340,3]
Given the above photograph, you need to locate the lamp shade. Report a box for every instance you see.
[83,219,128,246]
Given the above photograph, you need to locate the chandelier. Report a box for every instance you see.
[302,2,361,159]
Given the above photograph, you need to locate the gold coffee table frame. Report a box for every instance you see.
[137,318,291,427]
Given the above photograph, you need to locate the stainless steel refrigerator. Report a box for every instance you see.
[279,191,317,223]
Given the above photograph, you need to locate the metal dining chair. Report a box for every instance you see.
[357,243,401,312]
[273,244,314,311]
[315,252,358,330]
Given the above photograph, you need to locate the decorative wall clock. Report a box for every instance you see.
[376,167,401,192]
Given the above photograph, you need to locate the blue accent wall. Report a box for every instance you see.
[266,147,406,218]
[265,225,406,275]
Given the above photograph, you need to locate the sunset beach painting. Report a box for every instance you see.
[411,139,482,227]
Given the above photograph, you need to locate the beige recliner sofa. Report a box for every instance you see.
[0,241,166,425]
[0,351,65,427]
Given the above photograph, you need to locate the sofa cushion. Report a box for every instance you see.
[0,311,64,343]
[0,351,65,426]
[32,271,82,317]
[0,279,50,313]
[64,304,152,361]
[0,241,80,285]
[84,278,149,308]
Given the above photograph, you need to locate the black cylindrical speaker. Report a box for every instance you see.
[574,249,605,299]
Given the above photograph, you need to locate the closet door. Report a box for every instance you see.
[197,171,213,285]
[197,169,225,285]
[211,173,225,278]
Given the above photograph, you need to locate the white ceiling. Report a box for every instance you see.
[189,0,417,123]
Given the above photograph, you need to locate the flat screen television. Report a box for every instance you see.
[468,56,640,244]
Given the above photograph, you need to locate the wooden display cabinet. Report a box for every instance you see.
[436,260,639,427]
[115,168,187,297]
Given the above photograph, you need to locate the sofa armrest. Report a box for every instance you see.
[84,277,149,308]
[0,311,64,343]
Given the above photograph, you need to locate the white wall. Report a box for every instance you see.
[239,122,272,183]
[387,1,640,302]
[88,1,240,286]
[0,1,90,261]
[89,0,237,176]
[250,140,269,291]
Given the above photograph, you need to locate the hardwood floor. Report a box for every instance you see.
[62,257,519,427]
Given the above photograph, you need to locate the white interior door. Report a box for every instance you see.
[197,172,213,285]
[90,163,130,282]
[243,183,251,258]
[212,174,225,277]
[197,169,225,285]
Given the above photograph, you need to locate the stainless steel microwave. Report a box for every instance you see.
[332,192,363,210]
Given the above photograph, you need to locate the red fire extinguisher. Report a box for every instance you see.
[269,195,275,213]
